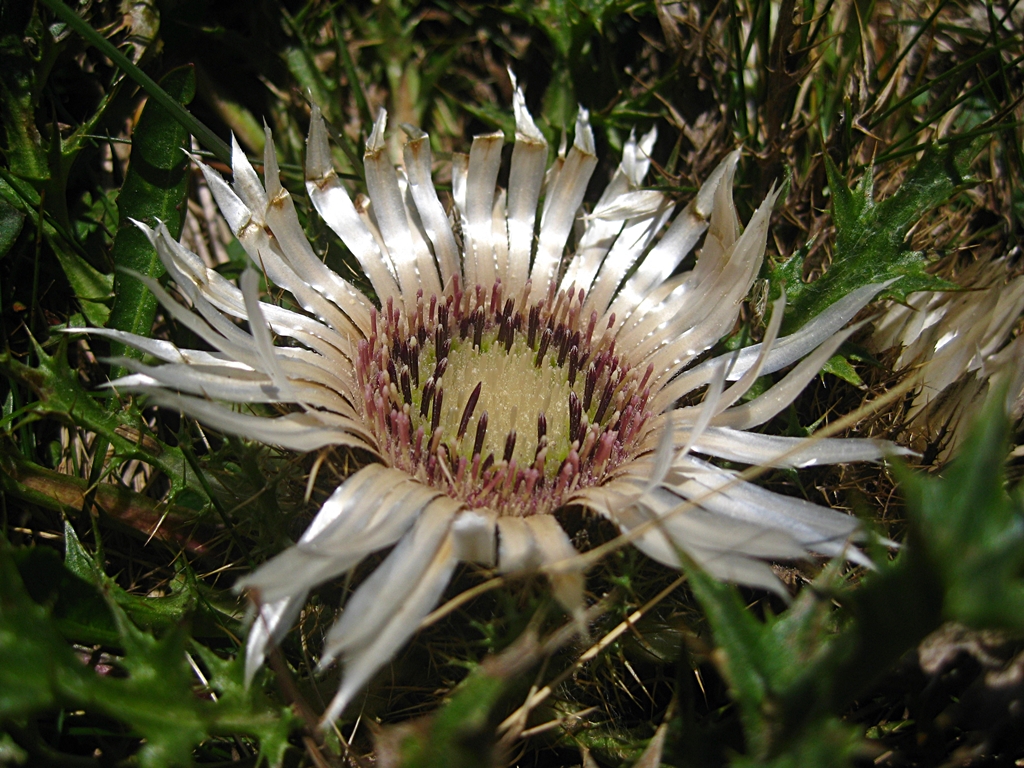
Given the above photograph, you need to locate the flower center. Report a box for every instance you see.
[355,278,654,515]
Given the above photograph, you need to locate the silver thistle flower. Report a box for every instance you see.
[92,81,907,724]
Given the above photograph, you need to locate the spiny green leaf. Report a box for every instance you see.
[0,4,131,327]
[11,543,122,646]
[0,543,75,718]
[398,673,507,768]
[820,354,863,387]
[62,520,237,640]
[0,4,49,182]
[0,197,25,258]
[768,142,976,334]
[0,337,208,502]
[190,645,297,768]
[683,563,847,760]
[390,631,548,768]
[898,396,1024,630]
[52,247,114,326]
[0,533,299,767]
[0,172,114,326]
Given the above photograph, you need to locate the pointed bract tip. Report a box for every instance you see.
[400,122,428,141]
[230,133,245,162]
[695,148,741,218]
[305,107,331,181]
[263,135,282,198]
[511,73,546,145]
[574,106,596,155]
[366,109,388,154]
[128,216,154,235]
[319,686,355,728]
[639,125,658,156]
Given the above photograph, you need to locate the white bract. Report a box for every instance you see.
[871,256,1024,460]
[96,82,906,724]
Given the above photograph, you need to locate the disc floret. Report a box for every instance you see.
[356,276,654,516]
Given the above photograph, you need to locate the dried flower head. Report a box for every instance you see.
[93,81,906,724]
[870,256,1024,460]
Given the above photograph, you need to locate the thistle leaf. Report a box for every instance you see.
[897,396,1024,630]
[769,143,976,334]
[0,532,299,767]
[683,561,855,763]
[0,339,207,501]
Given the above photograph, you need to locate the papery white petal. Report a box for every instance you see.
[301,465,400,541]
[580,201,675,318]
[244,596,305,686]
[144,391,373,452]
[318,498,461,724]
[652,280,893,413]
[107,360,320,408]
[199,158,369,335]
[452,509,497,566]
[604,150,739,323]
[230,134,269,219]
[589,190,667,221]
[321,536,457,725]
[240,268,296,400]
[579,481,799,596]
[82,327,192,365]
[451,152,469,222]
[688,427,913,467]
[402,127,462,288]
[138,206,357,362]
[527,514,585,619]
[306,107,402,306]
[496,515,541,572]
[120,263,254,366]
[239,466,441,604]
[506,94,549,290]
[364,115,440,308]
[491,188,509,281]
[497,515,585,620]
[319,498,460,666]
[634,188,780,381]
[621,126,658,187]
[464,131,505,289]
[665,457,868,563]
[529,108,597,302]
[677,358,727,459]
[710,290,788,415]
[710,322,861,430]
[560,129,668,299]
[197,160,253,235]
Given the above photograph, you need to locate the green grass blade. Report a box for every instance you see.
[106,65,195,364]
